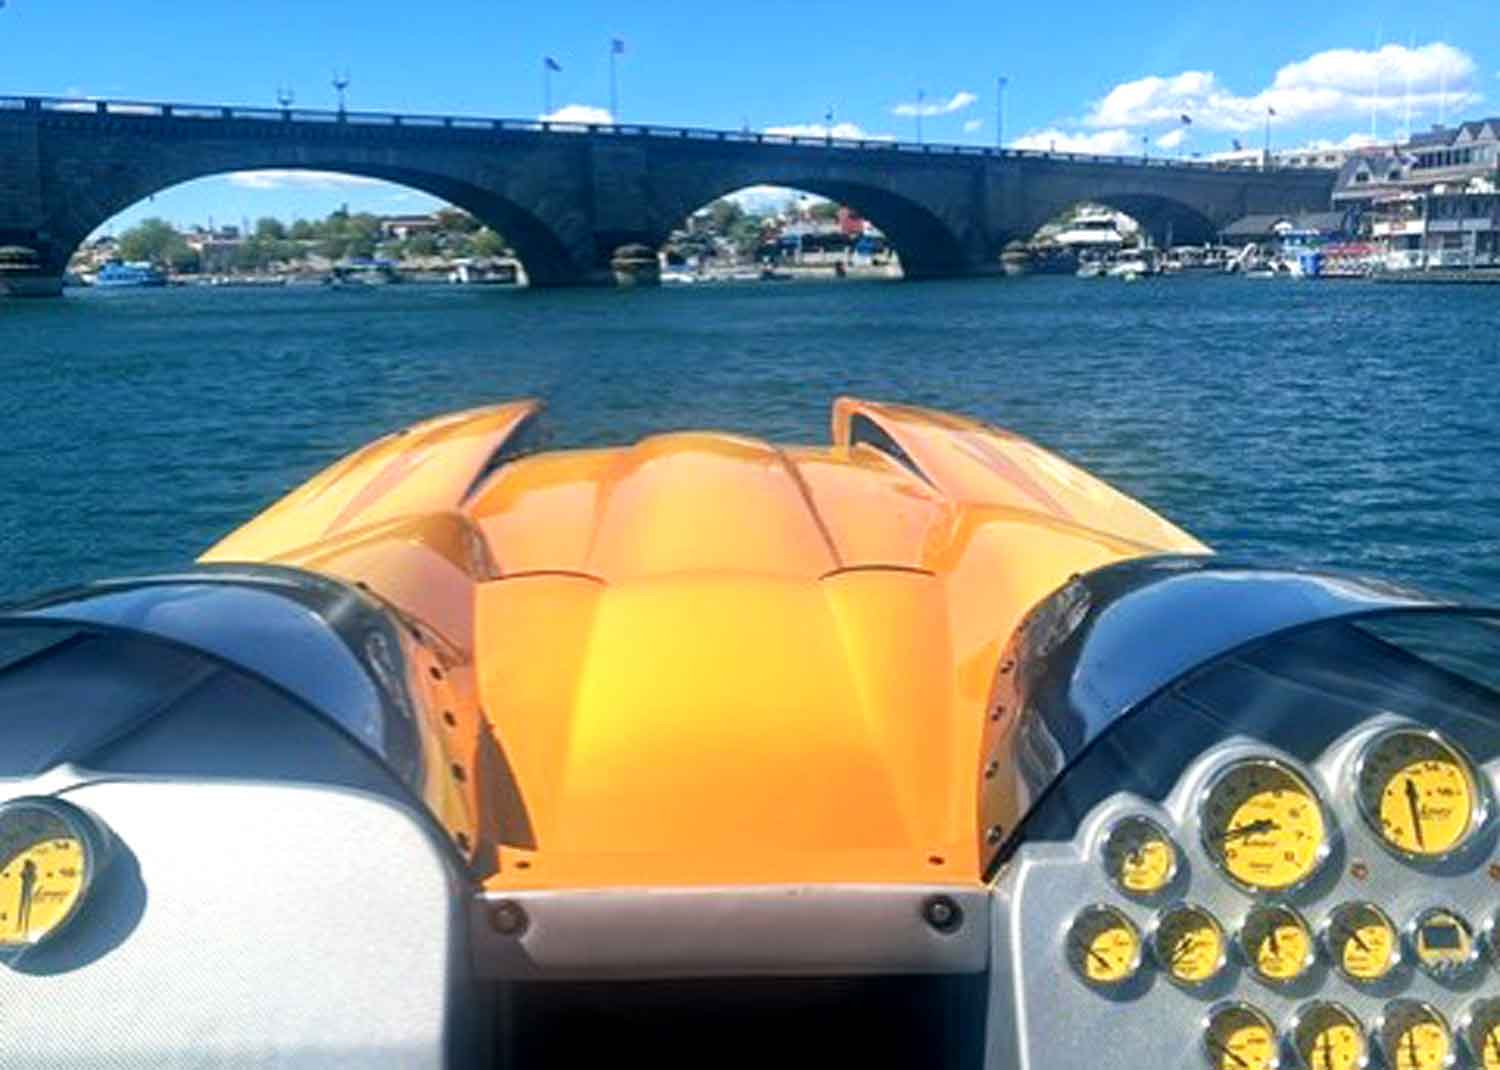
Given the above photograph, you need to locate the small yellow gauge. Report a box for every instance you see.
[1408,907,1478,980]
[1356,729,1483,860]
[1155,903,1227,987]
[1289,1002,1368,1070]
[1102,815,1178,897]
[1066,904,1143,987]
[0,798,97,950]
[1241,902,1315,985]
[1323,901,1400,984]
[1201,758,1329,892]
[1460,999,1500,1070]
[1204,1002,1280,1070]
[1378,1001,1453,1070]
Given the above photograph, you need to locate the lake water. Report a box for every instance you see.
[3,276,1499,603]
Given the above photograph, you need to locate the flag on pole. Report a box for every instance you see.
[1267,106,1276,117]
[545,57,562,72]
[1180,114,1192,125]
[1232,138,1243,151]
[611,38,625,54]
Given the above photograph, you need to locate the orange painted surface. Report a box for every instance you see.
[202,398,1207,890]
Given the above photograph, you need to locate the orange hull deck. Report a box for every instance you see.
[202,398,1206,894]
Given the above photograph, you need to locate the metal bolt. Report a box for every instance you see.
[489,900,528,937]
[450,762,466,782]
[1488,862,1500,882]
[442,710,457,727]
[922,895,963,934]
[984,760,999,780]
[1350,861,1369,881]
[986,824,1005,845]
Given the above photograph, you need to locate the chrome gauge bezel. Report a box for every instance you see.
[1458,998,1500,1069]
[1197,755,1335,897]
[1351,725,1489,865]
[1319,901,1402,986]
[1151,902,1228,988]
[1064,902,1144,989]
[0,795,103,952]
[1375,999,1456,1070]
[1285,1000,1369,1070]
[1406,906,1481,981]
[1238,901,1316,987]
[1099,813,1179,898]
[1202,1000,1281,1070]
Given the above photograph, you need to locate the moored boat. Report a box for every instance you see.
[93,261,167,288]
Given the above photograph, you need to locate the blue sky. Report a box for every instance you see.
[1,0,1495,232]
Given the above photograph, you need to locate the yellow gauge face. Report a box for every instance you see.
[1205,1003,1278,1070]
[0,805,89,949]
[1203,759,1327,891]
[1357,730,1480,858]
[1411,908,1476,979]
[1156,904,1226,986]
[1464,999,1500,1070]
[1326,902,1400,983]
[1103,816,1177,896]
[1067,904,1142,987]
[1241,903,1313,984]
[1381,1002,1451,1070]
[1292,1002,1367,1070]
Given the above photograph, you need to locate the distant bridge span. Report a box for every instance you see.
[0,95,1336,292]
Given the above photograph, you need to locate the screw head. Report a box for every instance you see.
[986,824,1005,845]
[1350,861,1370,881]
[922,895,963,934]
[489,900,529,937]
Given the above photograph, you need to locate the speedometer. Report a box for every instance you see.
[0,797,102,950]
[1355,727,1485,860]
[1200,758,1329,893]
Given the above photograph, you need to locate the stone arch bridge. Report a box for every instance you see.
[0,95,1336,293]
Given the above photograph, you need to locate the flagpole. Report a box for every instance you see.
[543,60,552,117]
[609,46,618,122]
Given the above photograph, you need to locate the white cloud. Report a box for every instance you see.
[1155,128,1188,149]
[1083,42,1481,133]
[963,118,983,133]
[892,90,978,117]
[763,121,893,141]
[723,185,828,213]
[540,103,612,124]
[227,170,387,191]
[1012,128,1137,155]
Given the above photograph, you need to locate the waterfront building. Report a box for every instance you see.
[1332,118,1500,270]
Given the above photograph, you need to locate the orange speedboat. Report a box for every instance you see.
[2,399,1497,1069]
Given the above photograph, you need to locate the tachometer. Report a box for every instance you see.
[1376,1001,1452,1070]
[1288,1002,1367,1070]
[1101,815,1177,897]
[1203,1002,1279,1070]
[0,797,100,950]
[1323,901,1400,985]
[1201,758,1329,893]
[1153,903,1226,987]
[1066,903,1142,988]
[1355,728,1484,860]
[1240,902,1315,985]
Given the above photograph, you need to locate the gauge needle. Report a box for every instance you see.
[17,859,36,934]
[1172,936,1196,963]
[1214,818,1279,842]
[1318,1031,1332,1070]
[1337,924,1371,953]
[1071,937,1110,971]
[1404,777,1425,849]
[1487,1027,1499,1062]
[1406,1029,1418,1069]
[1268,926,1281,957]
[1206,1037,1249,1070]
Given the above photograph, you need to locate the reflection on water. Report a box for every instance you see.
[2,276,1499,601]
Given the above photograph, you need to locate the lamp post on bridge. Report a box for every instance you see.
[916,88,925,144]
[996,76,1007,149]
[276,86,294,117]
[331,71,350,117]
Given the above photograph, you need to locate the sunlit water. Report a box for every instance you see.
[3,276,1499,603]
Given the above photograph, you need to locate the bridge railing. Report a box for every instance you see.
[0,93,1333,174]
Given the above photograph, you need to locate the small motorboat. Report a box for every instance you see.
[4,398,1498,1068]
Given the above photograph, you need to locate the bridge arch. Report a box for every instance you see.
[44,160,588,287]
[1083,193,1219,246]
[655,172,972,280]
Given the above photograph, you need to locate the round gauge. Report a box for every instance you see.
[1408,907,1478,980]
[1355,728,1484,860]
[1201,758,1329,893]
[1460,999,1500,1070]
[1203,1002,1280,1070]
[1154,903,1227,987]
[1323,901,1400,984]
[1377,1001,1453,1070]
[1289,1002,1368,1070]
[0,797,100,951]
[1101,815,1178,897]
[1066,903,1143,987]
[1241,902,1315,985]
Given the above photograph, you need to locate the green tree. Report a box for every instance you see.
[467,228,509,257]
[434,208,480,234]
[728,215,767,256]
[808,201,840,223]
[118,218,188,266]
[289,219,316,241]
[255,217,287,241]
[707,199,744,233]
